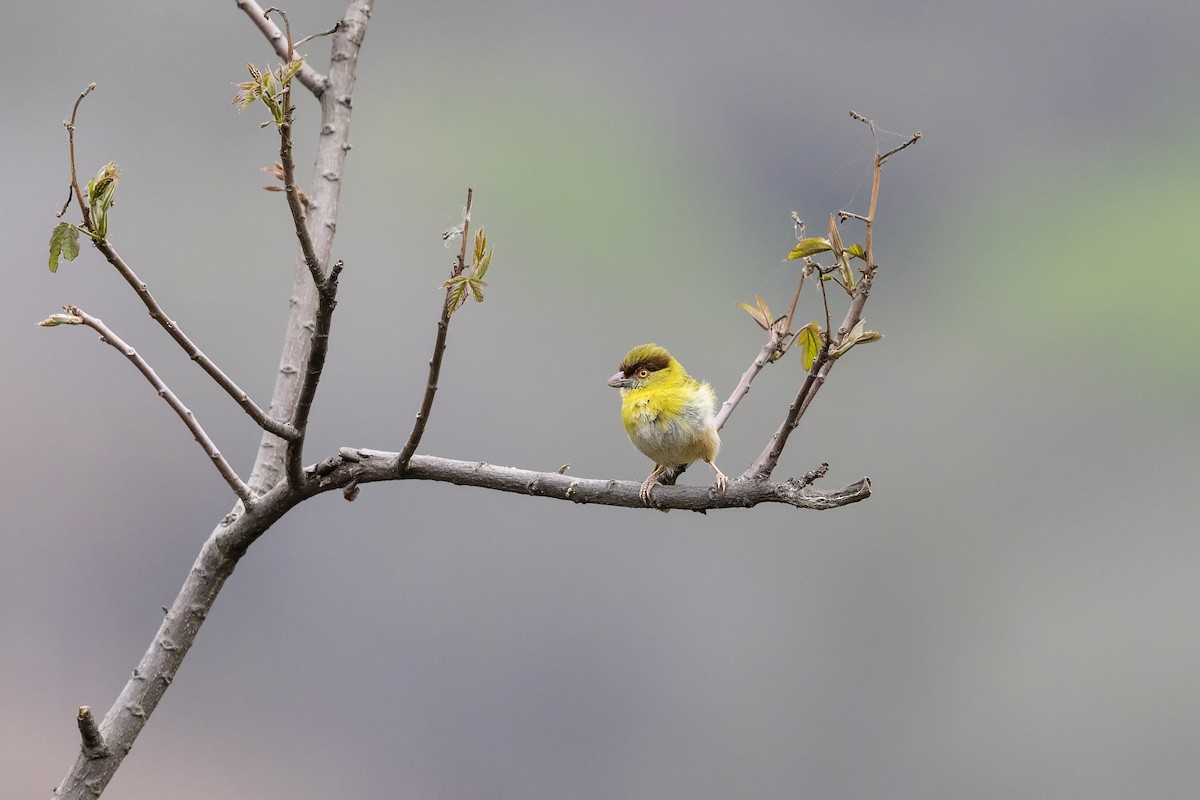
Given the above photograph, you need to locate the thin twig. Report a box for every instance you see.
[66,306,254,504]
[235,0,325,95]
[63,83,97,226]
[285,259,343,488]
[277,63,343,488]
[715,327,786,431]
[745,112,919,481]
[295,20,342,48]
[91,242,298,439]
[277,89,326,293]
[881,132,923,163]
[263,7,294,59]
[56,84,294,441]
[245,0,371,497]
[396,188,473,474]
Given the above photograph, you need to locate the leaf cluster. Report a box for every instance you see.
[785,213,866,292]
[443,228,493,314]
[737,212,882,374]
[49,161,121,271]
[232,59,305,125]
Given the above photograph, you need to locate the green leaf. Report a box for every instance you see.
[473,228,487,266]
[444,278,469,314]
[476,248,492,280]
[48,222,81,273]
[786,237,832,260]
[280,57,305,84]
[845,243,866,261]
[829,319,883,357]
[797,321,822,372]
[86,161,120,241]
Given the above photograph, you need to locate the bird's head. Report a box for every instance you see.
[607,343,683,392]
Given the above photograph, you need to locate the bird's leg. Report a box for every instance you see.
[640,464,669,505]
[706,459,728,494]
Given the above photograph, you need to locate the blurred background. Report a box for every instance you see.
[4,1,1198,797]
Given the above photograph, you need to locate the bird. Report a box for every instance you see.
[607,343,729,507]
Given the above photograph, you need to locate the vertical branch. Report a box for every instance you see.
[271,48,346,489]
[744,114,918,481]
[63,83,97,223]
[248,0,373,495]
[51,7,375,800]
[396,188,473,474]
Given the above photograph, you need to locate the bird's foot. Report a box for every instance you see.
[711,465,729,495]
[639,476,659,506]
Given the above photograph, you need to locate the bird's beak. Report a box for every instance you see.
[607,371,630,389]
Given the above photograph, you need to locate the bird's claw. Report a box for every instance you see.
[639,477,658,506]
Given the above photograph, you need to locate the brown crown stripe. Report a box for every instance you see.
[621,351,672,377]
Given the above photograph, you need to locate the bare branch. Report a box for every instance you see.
[285,259,343,488]
[274,57,345,489]
[236,0,326,95]
[247,0,372,496]
[295,20,342,48]
[746,112,919,481]
[396,188,474,474]
[393,454,870,512]
[90,241,299,440]
[65,306,254,504]
[50,437,864,800]
[881,131,923,163]
[62,83,97,225]
[715,327,786,431]
[54,84,295,441]
[277,91,327,296]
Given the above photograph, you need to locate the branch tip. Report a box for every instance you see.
[76,705,109,757]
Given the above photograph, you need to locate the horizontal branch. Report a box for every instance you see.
[307,449,871,511]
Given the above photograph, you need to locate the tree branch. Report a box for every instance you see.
[744,113,919,481]
[91,241,300,441]
[715,327,787,431]
[74,706,108,760]
[277,93,326,294]
[396,188,473,474]
[57,83,297,442]
[358,452,870,512]
[61,83,96,224]
[50,439,865,799]
[64,306,254,504]
[247,0,372,495]
[274,60,345,489]
[285,259,342,488]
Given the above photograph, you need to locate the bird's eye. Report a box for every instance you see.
[637,368,650,378]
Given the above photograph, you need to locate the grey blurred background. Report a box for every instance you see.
[5,1,1198,797]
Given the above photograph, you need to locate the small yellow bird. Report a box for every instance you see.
[607,343,729,506]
